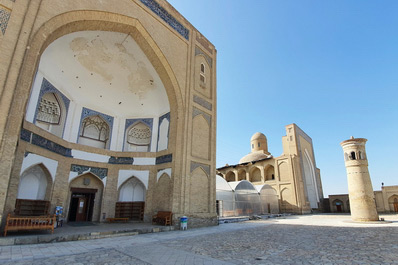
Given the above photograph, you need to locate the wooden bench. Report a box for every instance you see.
[4,213,56,237]
[152,211,172,226]
[106,217,129,223]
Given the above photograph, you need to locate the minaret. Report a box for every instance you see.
[340,137,379,221]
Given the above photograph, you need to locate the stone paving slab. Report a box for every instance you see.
[0,214,397,265]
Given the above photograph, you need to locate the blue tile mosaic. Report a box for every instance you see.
[193,95,212,111]
[140,0,189,40]
[34,78,71,125]
[31,133,72,157]
[0,6,11,35]
[195,46,213,68]
[156,153,172,164]
[71,164,108,180]
[190,161,210,176]
[108,156,134,165]
[20,128,32,142]
[192,107,211,125]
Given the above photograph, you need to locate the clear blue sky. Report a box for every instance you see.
[167,0,398,196]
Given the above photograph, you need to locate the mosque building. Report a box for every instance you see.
[0,0,217,228]
[217,124,324,215]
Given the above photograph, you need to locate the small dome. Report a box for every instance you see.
[251,132,266,141]
[239,151,271,164]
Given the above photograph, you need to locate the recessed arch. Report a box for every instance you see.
[17,163,53,200]
[249,166,262,183]
[118,176,146,202]
[225,171,236,182]
[238,169,246,181]
[9,10,184,160]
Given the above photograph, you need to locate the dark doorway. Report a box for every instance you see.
[68,188,97,222]
[336,204,342,212]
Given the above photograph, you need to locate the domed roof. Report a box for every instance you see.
[239,151,271,164]
[251,132,266,141]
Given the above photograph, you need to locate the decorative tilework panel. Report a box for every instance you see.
[195,46,213,68]
[140,0,189,40]
[80,107,114,145]
[31,133,72,157]
[156,154,172,164]
[20,129,32,142]
[192,107,211,125]
[124,118,153,150]
[34,78,70,124]
[190,161,210,176]
[0,6,11,35]
[71,164,108,179]
[193,95,212,111]
[108,156,134,165]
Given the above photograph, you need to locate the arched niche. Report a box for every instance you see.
[332,199,344,213]
[190,167,209,213]
[264,165,275,181]
[118,177,146,202]
[250,167,262,183]
[225,171,236,182]
[280,187,294,212]
[259,184,279,214]
[124,122,151,152]
[388,195,398,212]
[152,173,172,212]
[35,92,68,138]
[78,115,110,149]
[278,161,289,182]
[191,114,210,159]
[17,164,52,201]
[238,169,246,181]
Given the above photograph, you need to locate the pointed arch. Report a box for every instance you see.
[192,114,210,159]
[17,163,53,200]
[124,121,152,152]
[238,169,246,181]
[118,176,146,202]
[190,167,209,213]
[153,173,172,212]
[249,166,262,183]
[225,171,236,182]
[264,165,275,181]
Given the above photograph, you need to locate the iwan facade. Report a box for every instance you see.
[0,0,217,227]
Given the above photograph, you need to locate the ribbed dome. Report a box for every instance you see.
[251,132,266,141]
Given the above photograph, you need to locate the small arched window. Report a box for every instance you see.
[199,63,206,87]
[350,151,356,160]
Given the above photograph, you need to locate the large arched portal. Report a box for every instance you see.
[26,30,170,151]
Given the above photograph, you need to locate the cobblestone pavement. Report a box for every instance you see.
[0,214,397,265]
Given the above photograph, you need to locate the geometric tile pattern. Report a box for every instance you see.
[0,7,11,35]
[193,95,212,111]
[155,153,172,165]
[140,0,189,40]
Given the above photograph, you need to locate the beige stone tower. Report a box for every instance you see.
[341,137,379,221]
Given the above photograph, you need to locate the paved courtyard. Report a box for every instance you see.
[0,214,397,265]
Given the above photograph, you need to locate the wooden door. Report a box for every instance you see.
[394,202,398,213]
[336,205,342,212]
[76,197,87,222]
